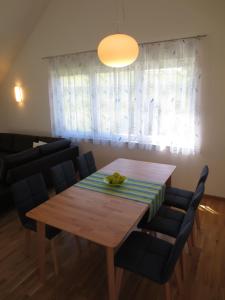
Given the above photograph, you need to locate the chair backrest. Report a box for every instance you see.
[85,151,97,174]
[180,206,196,228]
[76,155,90,179]
[197,165,209,187]
[190,182,205,210]
[11,173,48,226]
[162,208,195,282]
[77,151,96,179]
[51,160,77,194]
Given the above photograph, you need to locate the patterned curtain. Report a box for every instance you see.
[48,38,201,155]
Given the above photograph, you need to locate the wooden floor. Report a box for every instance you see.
[0,196,224,300]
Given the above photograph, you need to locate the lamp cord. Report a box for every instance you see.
[114,0,126,33]
[122,0,125,28]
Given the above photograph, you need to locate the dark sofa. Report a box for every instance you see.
[0,133,79,212]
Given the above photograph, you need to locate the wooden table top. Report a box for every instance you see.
[27,158,176,248]
[27,186,148,248]
[100,158,176,184]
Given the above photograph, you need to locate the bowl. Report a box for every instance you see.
[103,176,127,186]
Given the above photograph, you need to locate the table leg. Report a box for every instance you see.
[37,221,46,283]
[106,247,117,300]
[166,176,172,187]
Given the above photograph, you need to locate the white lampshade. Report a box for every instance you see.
[97,34,139,68]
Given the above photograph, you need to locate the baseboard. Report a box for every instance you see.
[204,194,225,201]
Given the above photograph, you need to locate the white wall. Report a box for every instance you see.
[1,0,225,196]
[0,0,51,83]
[0,92,8,132]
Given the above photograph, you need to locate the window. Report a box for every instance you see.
[48,38,201,155]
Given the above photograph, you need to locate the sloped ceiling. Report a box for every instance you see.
[0,0,51,84]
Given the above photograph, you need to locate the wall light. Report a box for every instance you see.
[14,86,23,103]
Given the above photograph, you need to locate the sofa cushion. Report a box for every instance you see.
[4,148,40,169]
[6,145,79,185]
[39,139,71,155]
[0,148,40,183]
[0,152,9,159]
[0,183,13,210]
[0,133,14,152]
[37,136,61,143]
[0,153,9,181]
[33,140,47,148]
[13,134,38,152]
[0,159,4,182]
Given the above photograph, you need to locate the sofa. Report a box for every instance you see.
[0,133,79,212]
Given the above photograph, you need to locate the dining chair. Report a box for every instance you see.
[138,183,204,238]
[138,183,204,279]
[50,160,82,251]
[164,165,207,231]
[50,160,77,194]
[11,173,60,274]
[115,212,195,300]
[76,151,97,180]
[165,165,208,208]
[85,151,97,174]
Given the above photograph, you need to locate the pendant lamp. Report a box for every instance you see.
[98,33,139,68]
[97,0,139,68]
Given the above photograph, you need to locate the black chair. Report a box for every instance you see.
[138,183,204,243]
[115,211,195,300]
[138,182,204,281]
[76,151,97,180]
[11,173,60,274]
[50,160,77,194]
[85,151,97,174]
[165,172,206,232]
[164,165,209,210]
[50,161,82,250]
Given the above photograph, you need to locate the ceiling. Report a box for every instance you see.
[0,0,51,85]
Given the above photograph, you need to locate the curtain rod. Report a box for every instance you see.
[42,34,207,60]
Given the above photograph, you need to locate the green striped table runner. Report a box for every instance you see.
[75,172,165,221]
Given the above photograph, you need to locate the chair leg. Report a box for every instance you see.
[50,239,59,275]
[116,267,124,298]
[25,229,31,257]
[187,237,192,256]
[174,266,182,294]
[180,251,185,280]
[190,229,195,247]
[195,209,201,231]
[164,282,172,300]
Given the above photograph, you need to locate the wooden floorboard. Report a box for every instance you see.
[0,196,224,300]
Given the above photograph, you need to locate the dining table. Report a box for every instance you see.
[26,158,176,300]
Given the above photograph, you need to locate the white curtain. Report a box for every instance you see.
[48,38,201,155]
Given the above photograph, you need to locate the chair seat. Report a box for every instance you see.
[24,220,60,240]
[164,193,191,210]
[138,206,185,238]
[158,206,185,222]
[166,187,193,199]
[115,231,172,284]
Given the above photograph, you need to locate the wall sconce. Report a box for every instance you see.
[14,86,23,103]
